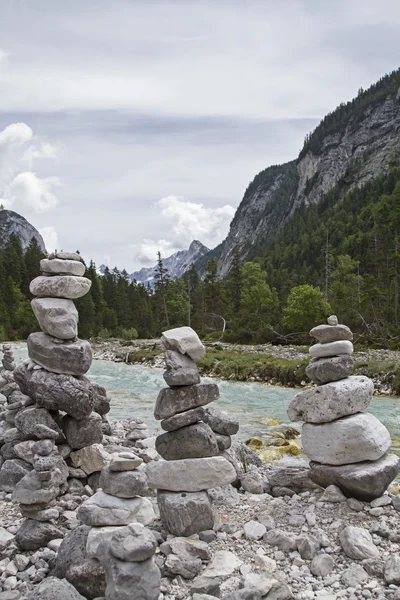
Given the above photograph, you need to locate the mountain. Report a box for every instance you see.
[206,69,400,278]
[0,209,46,253]
[130,240,210,285]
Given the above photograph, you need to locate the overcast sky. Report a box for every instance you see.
[0,0,399,272]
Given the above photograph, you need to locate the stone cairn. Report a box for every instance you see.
[287,315,400,501]
[146,326,238,536]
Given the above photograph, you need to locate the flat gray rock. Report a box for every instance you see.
[158,490,214,536]
[26,577,86,600]
[302,413,391,465]
[309,323,353,343]
[109,523,157,562]
[55,251,83,261]
[305,354,354,384]
[339,526,379,560]
[203,406,239,436]
[15,406,63,440]
[15,518,62,551]
[309,453,400,501]
[163,350,200,386]
[30,275,91,299]
[161,407,205,432]
[0,458,32,492]
[77,490,154,526]
[155,383,219,420]
[99,463,148,498]
[309,340,353,358]
[27,333,92,376]
[63,412,103,450]
[287,376,373,423]
[109,452,143,471]
[40,258,85,276]
[31,297,78,340]
[156,422,219,460]
[146,456,236,492]
[161,326,206,362]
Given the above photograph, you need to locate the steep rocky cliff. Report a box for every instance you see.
[212,69,400,278]
[0,209,46,253]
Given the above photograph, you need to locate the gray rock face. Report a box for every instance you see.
[0,458,32,492]
[310,554,335,577]
[30,275,91,299]
[302,413,391,465]
[384,555,400,585]
[109,523,157,562]
[55,525,90,578]
[203,406,240,436]
[15,518,62,550]
[26,577,87,600]
[161,326,206,362]
[63,412,103,450]
[308,453,400,501]
[163,350,200,386]
[99,464,148,498]
[12,470,60,505]
[40,258,85,276]
[66,559,106,600]
[264,529,298,552]
[309,323,353,343]
[27,333,92,376]
[155,383,219,420]
[77,491,155,526]
[15,406,64,440]
[70,443,108,474]
[161,407,205,432]
[156,422,219,460]
[100,547,161,600]
[146,456,236,492]
[31,297,79,340]
[287,376,373,423]
[339,526,379,559]
[305,355,354,384]
[158,490,214,536]
[109,452,143,471]
[14,364,94,420]
[309,340,353,358]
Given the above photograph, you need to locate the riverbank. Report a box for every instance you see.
[90,338,400,395]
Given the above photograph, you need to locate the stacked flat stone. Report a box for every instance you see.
[287,315,400,501]
[146,326,238,536]
[0,252,113,551]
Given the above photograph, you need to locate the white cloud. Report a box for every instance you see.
[0,123,33,146]
[2,172,60,214]
[133,238,180,267]
[39,226,59,253]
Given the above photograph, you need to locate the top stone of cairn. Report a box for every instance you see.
[52,251,83,262]
[161,326,206,362]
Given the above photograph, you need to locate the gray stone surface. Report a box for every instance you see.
[55,525,90,578]
[309,453,400,501]
[161,326,206,362]
[70,444,108,475]
[215,434,231,451]
[31,297,78,340]
[99,463,148,498]
[320,484,347,502]
[99,547,161,600]
[244,520,266,540]
[15,406,64,440]
[163,350,200,386]
[296,534,321,559]
[0,458,32,492]
[156,422,219,460]
[63,412,103,450]
[263,529,298,552]
[146,456,236,491]
[15,518,62,550]
[41,258,85,276]
[341,564,368,587]
[203,406,240,436]
[161,407,205,432]
[55,251,83,261]
[26,577,86,600]
[288,376,373,423]
[14,364,94,420]
[109,452,143,471]
[309,323,353,343]
[339,526,379,559]
[302,413,391,465]
[109,523,157,562]
[86,526,121,559]
[309,340,353,358]
[305,355,354,384]
[27,333,92,376]
[310,553,335,577]
[158,490,214,536]
[155,383,219,420]
[240,471,264,494]
[30,275,91,299]
[384,555,400,585]
[66,559,106,600]
[77,490,154,526]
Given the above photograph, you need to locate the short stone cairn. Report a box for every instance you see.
[2,344,16,371]
[146,326,238,536]
[287,315,400,501]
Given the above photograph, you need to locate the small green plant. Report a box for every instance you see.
[121,328,138,341]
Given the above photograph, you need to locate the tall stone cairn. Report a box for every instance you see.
[287,315,400,501]
[146,326,238,536]
[0,252,112,551]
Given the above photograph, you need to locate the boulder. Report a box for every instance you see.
[86,525,121,559]
[99,464,148,498]
[302,413,391,465]
[70,443,109,475]
[308,453,400,501]
[77,491,155,526]
[305,355,354,384]
[156,422,219,460]
[15,519,62,551]
[0,458,32,492]
[287,376,373,423]
[146,456,236,492]
[55,525,90,578]
[309,323,353,343]
[26,577,86,600]
[203,406,240,436]
[158,490,214,536]
[14,364,94,420]
[66,559,106,600]
[155,383,219,420]
[40,258,85,276]
[161,407,205,432]
[99,546,160,600]
[109,523,157,562]
[384,555,400,585]
[30,275,91,299]
[31,298,79,340]
[339,526,379,560]
[309,340,353,358]
[163,350,200,386]
[27,333,92,376]
[63,412,103,450]
[15,406,64,440]
[161,326,206,362]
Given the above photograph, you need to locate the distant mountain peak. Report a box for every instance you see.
[0,209,46,253]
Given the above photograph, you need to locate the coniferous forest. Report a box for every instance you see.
[1,162,400,348]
